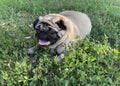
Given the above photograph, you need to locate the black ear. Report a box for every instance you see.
[33,18,39,28]
[56,20,66,30]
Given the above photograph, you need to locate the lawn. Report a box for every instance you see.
[0,0,120,86]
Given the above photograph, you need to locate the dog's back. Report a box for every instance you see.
[60,11,92,39]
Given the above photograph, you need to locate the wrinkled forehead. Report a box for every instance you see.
[38,15,60,31]
[40,14,60,23]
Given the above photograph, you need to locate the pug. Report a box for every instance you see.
[28,11,92,60]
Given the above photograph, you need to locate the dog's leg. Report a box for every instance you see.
[50,45,65,61]
[27,46,36,56]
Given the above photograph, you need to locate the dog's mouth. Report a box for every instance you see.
[38,40,50,46]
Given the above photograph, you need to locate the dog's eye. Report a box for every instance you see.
[35,26,40,30]
[50,30,55,34]
[35,24,43,30]
[49,28,55,34]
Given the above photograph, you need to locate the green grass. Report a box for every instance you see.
[0,0,120,86]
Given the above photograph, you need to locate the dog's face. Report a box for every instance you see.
[32,16,66,46]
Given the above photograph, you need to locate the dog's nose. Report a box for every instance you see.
[42,34,48,39]
[36,32,48,40]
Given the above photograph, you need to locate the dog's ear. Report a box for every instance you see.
[33,18,39,28]
[56,20,66,30]
[30,16,43,28]
[29,18,39,28]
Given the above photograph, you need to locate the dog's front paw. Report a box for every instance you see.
[59,54,64,61]
[27,47,35,56]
